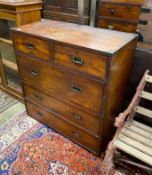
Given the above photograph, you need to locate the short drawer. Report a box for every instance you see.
[54,43,107,79]
[24,84,101,136]
[97,17,137,33]
[98,2,141,21]
[12,32,51,61]
[17,54,104,113]
[26,101,99,153]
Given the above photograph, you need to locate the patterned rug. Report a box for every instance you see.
[0,92,120,175]
[0,100,105,175]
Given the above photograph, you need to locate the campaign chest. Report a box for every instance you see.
[12,19,137,155]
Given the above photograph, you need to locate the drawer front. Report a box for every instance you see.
[44,11,89,25]
[26,101,99,153]
[54,43,107,79]
[24,84,101,136]
[97,18,137,33]
[98,2,141,21]
[17,54,104,113]
[12,33,51,61]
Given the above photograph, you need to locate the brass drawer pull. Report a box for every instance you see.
[73,131,80,138]
[127,5,132,9]
[109,9,115,15]
[26,43,35,49]
[37,112,43,116]
[31,70,38,76]
[34,94,43,100]
[73,113,81,120]
[108,25,114,30]
[72,56,83,65]
[72,86,81,93]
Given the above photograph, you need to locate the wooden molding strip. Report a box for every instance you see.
[0,36,12,45]
[3,59,18,72]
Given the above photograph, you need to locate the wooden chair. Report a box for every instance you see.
[101,70,152,175]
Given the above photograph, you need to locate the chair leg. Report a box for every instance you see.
[101,141,116,175]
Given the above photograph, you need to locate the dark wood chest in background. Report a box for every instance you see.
[43,0,90,24]
[12,19,137,155]
[96,0,143,32]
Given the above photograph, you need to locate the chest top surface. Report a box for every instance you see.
[12,19,137,55]
[0,0,42,6]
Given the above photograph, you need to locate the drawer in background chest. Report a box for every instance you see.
[54,43,107,80]
[26,101,100,154]
[12,33,52,61]
[97,17,138,33]
[23,84,101,136]
[98,2,141,21]
[17,54,104,114]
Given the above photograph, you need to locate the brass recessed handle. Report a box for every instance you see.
[37,112,43,116]
[109,9,115,15]
[72,56,84,65]
[31,70,38,76]
[127,5,132,9]
[73,131,80,138]
[34,94,43,100]
[73,113,81,120]
[26,43,35,49]
[108,25,114,30]
[72,86,81,93]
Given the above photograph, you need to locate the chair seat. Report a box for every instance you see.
[114,120,152,166]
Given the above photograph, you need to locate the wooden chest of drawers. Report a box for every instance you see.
[96,0,143,32]
[12,19,137,155]
[43,0,90,24]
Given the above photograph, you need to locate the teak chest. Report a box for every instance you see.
[96,0,143,32]
[12,19,137,155]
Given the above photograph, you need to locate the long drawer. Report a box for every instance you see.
[98,2,141,21]
[17,54,104,113]
[97,17,137,33]
[54,43,107,79]
[13,33,52,61]
[23,84,101,136]
[43,11,89,25]
[26,101,99,153]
